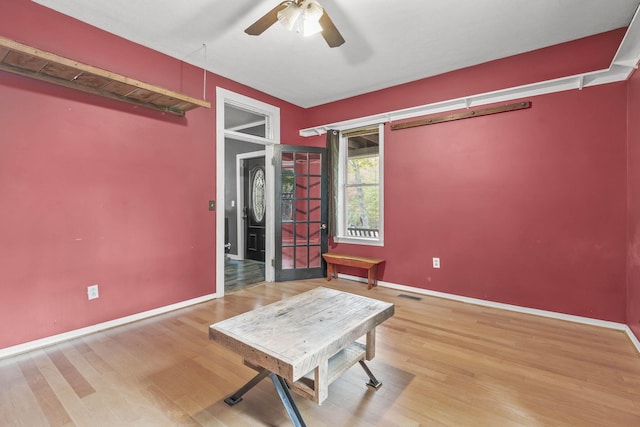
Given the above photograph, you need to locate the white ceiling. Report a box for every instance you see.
[32,0,640,108]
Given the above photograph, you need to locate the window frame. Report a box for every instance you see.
[334,123,384,246]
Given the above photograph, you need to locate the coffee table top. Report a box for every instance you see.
[209,287,394,381]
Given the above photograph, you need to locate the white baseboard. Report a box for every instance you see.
[4,276,639,359]
[626,326,640,354]
[0,292,220,360]
[339,273,640,354]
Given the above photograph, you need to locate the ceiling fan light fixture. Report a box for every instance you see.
[246,0,343,47]
[277,2,301,31]
[301,18,323,37]
[300,1,324,36]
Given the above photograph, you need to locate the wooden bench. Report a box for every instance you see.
[322,253,385,290]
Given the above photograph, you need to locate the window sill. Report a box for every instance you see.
[333,236,384,247]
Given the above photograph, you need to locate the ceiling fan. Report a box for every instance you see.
[245,0,345,48]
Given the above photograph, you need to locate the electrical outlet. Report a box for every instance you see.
[87,284,99,300]
[432,257,440,269]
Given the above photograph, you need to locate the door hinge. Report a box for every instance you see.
[271,259,275,267]
[271,157,276,166]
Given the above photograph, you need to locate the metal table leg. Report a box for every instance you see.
[270,373,307,427]
[224,369,307,426]
[224,368,270,405]
[359,360,382,388]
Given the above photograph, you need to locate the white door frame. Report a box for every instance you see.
[215,88,280,297]
[236,150,266,262]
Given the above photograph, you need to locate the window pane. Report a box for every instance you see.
[346,185,380,231]
[295,152,309,175]
[296,247,308,268]
[282,223,294,245]
[282,199,293,222]
[309,199,321,222]
[347,135,379,186]
[296,200,308,221]
[282,170,295,194]
[296,176,308,198]
[343,128,381,239]
[309,223,321,244]
[281,156,295,222]
[309,176,321,198]
[309,246,321,268]
[224,104,267,137]
[309,153,321,175]
[282,247,294,270]
[296,223,308,244]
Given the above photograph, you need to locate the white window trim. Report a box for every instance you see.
[334,123,384,247]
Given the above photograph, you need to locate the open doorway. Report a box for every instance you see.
[216,88,280,296]
[224,141,265,292]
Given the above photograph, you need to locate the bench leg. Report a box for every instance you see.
[367,265,378,289]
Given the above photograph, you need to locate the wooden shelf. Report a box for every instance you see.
[242,341,368,404]
[291,342,367,402]
[0,36,211,116]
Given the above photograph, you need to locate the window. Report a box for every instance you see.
[336,124,384,245]
[224,103,268,138]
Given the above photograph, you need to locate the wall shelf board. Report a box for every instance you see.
[0,36,211,115]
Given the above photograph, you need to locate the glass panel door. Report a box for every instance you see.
[275,145,327,281]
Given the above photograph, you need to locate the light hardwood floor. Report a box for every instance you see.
[2,278,640,426]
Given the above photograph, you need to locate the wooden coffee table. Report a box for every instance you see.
[209,287,394,427]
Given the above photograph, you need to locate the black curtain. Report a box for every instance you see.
[326,129,339,238]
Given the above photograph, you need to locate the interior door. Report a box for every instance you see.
[275,145,328,281]
[244,157,266,262]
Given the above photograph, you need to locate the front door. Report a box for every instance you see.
[244,157,266,262]
[275,145,328,281]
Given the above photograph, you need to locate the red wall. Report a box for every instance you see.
[628,69,640,340]
[0,0,635,350]
[307,32,629,323]
[0,0,306,349]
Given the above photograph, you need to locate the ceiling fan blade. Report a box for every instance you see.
[245,2,288,36]
[319,11,345,48]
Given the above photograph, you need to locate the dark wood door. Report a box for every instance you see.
[275,145,328,281]
[244,157,266,262]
